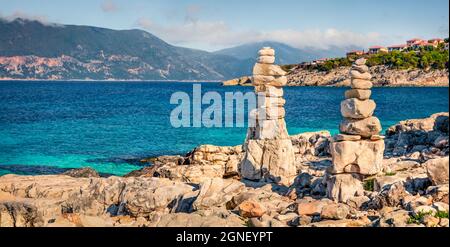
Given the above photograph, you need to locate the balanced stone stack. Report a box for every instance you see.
[240,47,296,185]
[327,58,385,203]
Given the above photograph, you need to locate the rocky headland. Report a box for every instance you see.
[1,48,448,228]
[0,114,448,227]
[223,66,449,87]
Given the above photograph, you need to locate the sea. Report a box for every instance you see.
[0,81,448,176]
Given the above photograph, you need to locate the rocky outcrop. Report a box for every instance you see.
[222,76,252,86]
[327,58,385,203]
[385,112,449,159]
[1,112,449,227]
[240,47,296,185]
[286,65,449,87]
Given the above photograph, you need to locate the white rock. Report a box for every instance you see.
[340,117,382,138]
[351,65,369,73]
[350,70,372,80]
[330,140,385,175]
[258,48,275,57]
[425,157,449,185]
[255,86,284,97]
[351,79,373,89]
[355,58,367,66]
[241,139,296,185]
[341,99,376,119]
[326,174,364,203]
[253,63,286,76]
[345,89,372,100]
[257,56,275,64]
[252,119,290,140]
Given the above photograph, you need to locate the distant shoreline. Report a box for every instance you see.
[0,79,222,83]
[1,79,448,87]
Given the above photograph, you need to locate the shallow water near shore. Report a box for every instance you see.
[0,81,448,176]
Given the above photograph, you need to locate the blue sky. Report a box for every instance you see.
[1,0,448,51]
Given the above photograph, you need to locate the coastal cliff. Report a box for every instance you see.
[223,66,449,87]
[1,113,448,227]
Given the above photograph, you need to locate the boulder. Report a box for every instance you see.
[340,117,382,138]
[330,139,384,175]
[250,119,290,140]
[258,48,275,56]
[290,131,331,157]
[240,139,296,184]
[253,63,287,76]
[351,64,369,73]
[370,182,410,209]
[257,55,275,64]
[253,75,288,87]
[341,98,376,119]
[346,196,370,209]
[326,174,364,203]
[238,200,266,218]
[379,209,411,227]
[320,203,350,220]
[355,58,367,66]
[425,157,449,185]
[351,79,373,89]
[345,89,372,100]
[297,200,330,216]
[255,86,284,98]
[192,178,245,210]
[350,70,372,80]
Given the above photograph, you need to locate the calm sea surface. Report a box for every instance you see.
[0,81,448,176]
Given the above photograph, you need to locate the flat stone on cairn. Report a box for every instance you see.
[241,47,296,185]
[327,58,385,203]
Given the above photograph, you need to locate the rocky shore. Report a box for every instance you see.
[223,66,449,87]
[0,112,448,227]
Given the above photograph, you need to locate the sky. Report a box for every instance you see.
[0,0,448,51]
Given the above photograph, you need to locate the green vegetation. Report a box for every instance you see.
[385,172,397,176]
[305,44,449,72]
[408,210,433,224]
[408,210,449,225]
[363,179,375,191]
[435,210,449,219]
[280,64,298,72]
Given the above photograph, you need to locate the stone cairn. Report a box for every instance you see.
[240,47,296,185]
[327,58,385,203]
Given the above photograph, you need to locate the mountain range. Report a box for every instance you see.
[0,18,356,81]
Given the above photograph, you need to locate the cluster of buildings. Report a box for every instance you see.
[297,38,448,67]
[346,38,447,57]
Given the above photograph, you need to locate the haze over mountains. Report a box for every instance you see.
[214,41,359,65]
[0,18,356,81]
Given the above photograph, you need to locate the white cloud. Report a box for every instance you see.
[135,8,384,51]
[101,0,118,13]
[136,18,384,51]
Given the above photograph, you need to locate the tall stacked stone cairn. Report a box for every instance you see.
[240,47,296,185]
[327,58,385,202]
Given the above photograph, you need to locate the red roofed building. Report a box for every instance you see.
[388,44,408,52]
[368,46,388,54]
[428,38,445,46]
[407,38,424,46]
[412,40,434,49]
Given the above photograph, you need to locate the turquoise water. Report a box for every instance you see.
[0,81,448,176]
